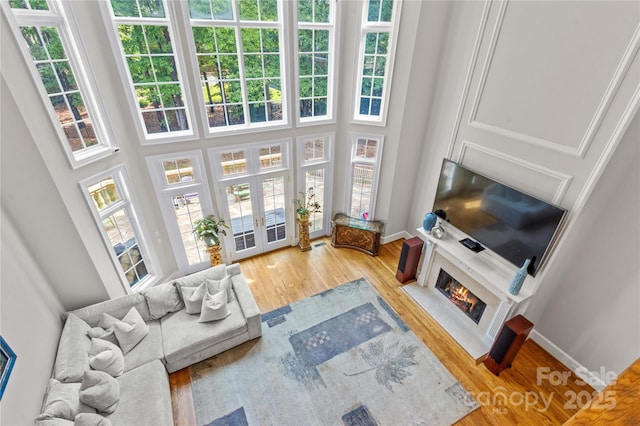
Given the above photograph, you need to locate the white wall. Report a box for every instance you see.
[0,210,65,424]
[528,112,640,380]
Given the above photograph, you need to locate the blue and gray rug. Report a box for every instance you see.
[189,278,478,426]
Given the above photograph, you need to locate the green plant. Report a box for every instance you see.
[295,187,321,219]
[192,215,229,247]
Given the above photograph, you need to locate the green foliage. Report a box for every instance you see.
[193,215,229,246]
[295,187,321,218]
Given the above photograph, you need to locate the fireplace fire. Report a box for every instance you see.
[435,269,487,324]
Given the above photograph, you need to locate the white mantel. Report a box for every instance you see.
[403,224,536,362]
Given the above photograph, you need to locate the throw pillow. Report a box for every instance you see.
[88,338,124,377]
[36,379,96,421]
[142,282,183,320]
[79,370,120,414]
[87,327,118,346]
[112,307,149,354]
[198,290,231,323]
[180,281,208,314]
[98,314,118,338]
[53,314,92,383]
[74,413,112,426]
[206,275,235,303]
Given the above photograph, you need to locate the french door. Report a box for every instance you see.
[219,172,292,260]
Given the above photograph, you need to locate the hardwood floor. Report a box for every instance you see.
[170,238,594,425]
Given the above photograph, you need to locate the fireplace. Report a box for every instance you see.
[435,269,487,324]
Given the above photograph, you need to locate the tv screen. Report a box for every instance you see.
[433,159,566,276]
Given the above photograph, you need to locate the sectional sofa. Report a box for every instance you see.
[34,263,261,426]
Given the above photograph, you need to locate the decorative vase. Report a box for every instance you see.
[206,245,223,267]
[509,258,531,295]
[423,212,438,231]
[297,216,311,252]
[432,222,445,239]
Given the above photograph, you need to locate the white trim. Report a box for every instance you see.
[380,230,411,244]
[352,0,403,126]
[79,165,159,293]
[529,330,607,391]
[2,1,117,169]
[99,0,198,144]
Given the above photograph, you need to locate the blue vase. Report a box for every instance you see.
[509,258,531,295]
[423,212,438,231]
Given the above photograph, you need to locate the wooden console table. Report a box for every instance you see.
[331,213,384,256]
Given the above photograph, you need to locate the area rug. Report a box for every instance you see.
[190,278,479,425]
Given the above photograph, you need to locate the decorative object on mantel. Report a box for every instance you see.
[192,215,229,266]
[508,258,531,295]
[423,212,438,231]
[431,221,446,239]
[0,336,17,400]
[295,188,321,252]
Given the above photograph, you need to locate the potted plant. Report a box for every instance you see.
[295,187,321,221]
[295,188,321,251]
[193,215,229,266]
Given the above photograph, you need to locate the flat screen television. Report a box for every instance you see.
[432,159,566,276]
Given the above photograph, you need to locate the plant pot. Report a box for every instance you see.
[297,218,311,252]
[206,245,223,266]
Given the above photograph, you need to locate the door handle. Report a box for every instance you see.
[261,217,265,226]
[255,218,259,228]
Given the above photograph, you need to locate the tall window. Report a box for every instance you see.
[347,133,383,219]
[295,0,336,124]
[186,0,287,135]
[3,0,114,168]
[297,134,333,237]
[354,0,400,124]
[81,166,155,291]
[104,0,196,142]
[146,151,215,274]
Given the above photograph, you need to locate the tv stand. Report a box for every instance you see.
[460,237,484,253]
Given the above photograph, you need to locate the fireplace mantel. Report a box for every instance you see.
[415,227,535,303]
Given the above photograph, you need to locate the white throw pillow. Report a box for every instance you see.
[36,379,96,421]
[79,370,119,414]
[198,290,231,323]
[142,282,183,320]
[88,338,124,377]
[87,327,118,346]
[74,413,112,426]
[206,275,235,303]
[180,282,208,314]
[112,307,149,354]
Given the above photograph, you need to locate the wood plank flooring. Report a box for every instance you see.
[169,238,596,425]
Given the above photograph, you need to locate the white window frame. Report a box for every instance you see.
[352,0,402,126]
[99,0,198,144]
[293,0,339,127]
[2,0,116,169]
[181,0,290,137]
[145,150,216,275]
[346,132,384,219]
[296,133,334,238]
[80,165,159,292]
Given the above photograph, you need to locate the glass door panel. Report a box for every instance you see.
[260,175,288,246]
[171,191,209,266]
[304,168,326,236]
[224,181,261,258]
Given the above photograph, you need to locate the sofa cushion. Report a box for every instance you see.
[88,338,124,377]
[199,290,231,322]
[206,275,235,303]
[54,314,92,383]
[180,281,208,314]
[35,419,74,426]
[67,293,151,327]
[161,299,247,364]
[174,264,227,290]
[87,327,118,346]
[106,360,173,426]
[112,307,149,354]
[74,413,112,426]
[122,320,164,372]
[36,379,96,421]
[142,282,183,320]
[79,370,120,414]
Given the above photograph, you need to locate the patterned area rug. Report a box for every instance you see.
[190,278,479,425]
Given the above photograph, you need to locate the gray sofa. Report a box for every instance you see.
[35,263,261,426]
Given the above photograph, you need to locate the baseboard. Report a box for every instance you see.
[381,230,412,244]
[530,330,607,391]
